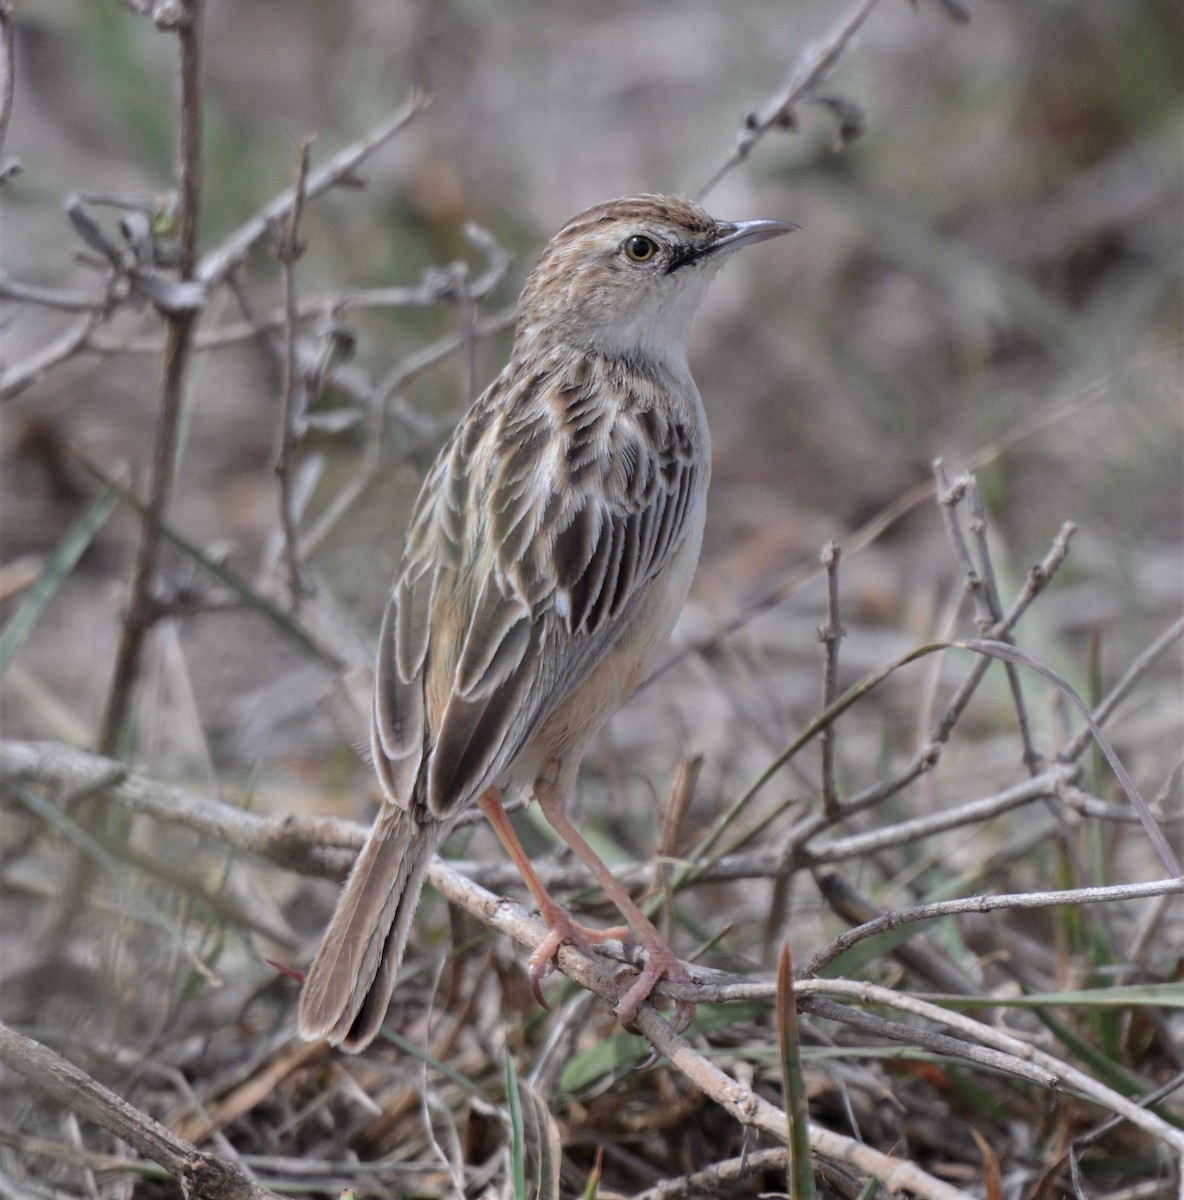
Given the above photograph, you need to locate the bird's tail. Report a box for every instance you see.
[298,806,442,1052]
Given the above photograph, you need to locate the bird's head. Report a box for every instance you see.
[514,194,796,366]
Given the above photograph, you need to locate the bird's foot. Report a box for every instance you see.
[615,937,695,1034]
[527,900,630,1008]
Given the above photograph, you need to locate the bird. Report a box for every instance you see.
[298,194,796,1051]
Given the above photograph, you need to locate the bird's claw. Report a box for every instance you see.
[527,906,631,1007]
[526,903,695,1036]
[613,940,695,1034]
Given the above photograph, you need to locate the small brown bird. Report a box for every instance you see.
[299,194,795,1051]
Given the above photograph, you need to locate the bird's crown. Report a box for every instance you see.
[513,194,794,363]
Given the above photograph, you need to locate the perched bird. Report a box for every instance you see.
[299,194,795,1051]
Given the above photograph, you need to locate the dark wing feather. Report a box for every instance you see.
[373,354,704,822]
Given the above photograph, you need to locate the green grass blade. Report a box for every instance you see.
[11,780,217,984]
[0,486,119,681]
[777,943,816,1200]
[76,454,329,664]
[504,1048,527,1200]
[377,1028,491,1103]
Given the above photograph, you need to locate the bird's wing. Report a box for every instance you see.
[372,355,704,820]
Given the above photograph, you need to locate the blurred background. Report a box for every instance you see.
[2,0,1180,764]
[0,0,1181,1192]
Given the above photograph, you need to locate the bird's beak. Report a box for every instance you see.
[667,217,798,272]
[709,218,800,255]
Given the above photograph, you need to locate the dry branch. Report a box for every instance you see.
[7,736,1182,1184]
[0,1022,282,1200]
[696,0,884,199]
[195,95,427,291]
[96,0,205,752]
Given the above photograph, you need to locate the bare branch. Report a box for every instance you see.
[0,1022,282,1200]
[1059,612,1184,764]
[0,0,17,181]
[195,94,428,291]
[273,137,314,608]
[696,0,883,199]
[934,460,1041,773]
[96,0,205,753]
[0,739,358,878]
[0,311,103,399]
[805,874,1184,977]
[0,271,102,311]
[817,540,844,814]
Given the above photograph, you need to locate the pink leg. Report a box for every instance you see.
[531,775,694,1033]
[476,788,630,1007]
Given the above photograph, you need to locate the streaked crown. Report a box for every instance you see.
[513,194,795,364]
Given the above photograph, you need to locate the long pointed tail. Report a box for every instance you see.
[298,806,442,1051]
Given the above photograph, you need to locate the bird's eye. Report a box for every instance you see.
[623,235,658,262]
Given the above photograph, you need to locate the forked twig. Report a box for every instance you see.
[934,459,1041,773]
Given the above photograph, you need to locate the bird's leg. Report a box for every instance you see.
[475,788,630,1007]
[531,774,694,1033]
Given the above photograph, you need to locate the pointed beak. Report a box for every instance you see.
[709,217,800,254]
[666,216,798,272]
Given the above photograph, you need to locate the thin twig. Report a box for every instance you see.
[696,0,883,199]
[965,480,1041,769]
[803,765,1077,864]
[0,1022,282,1200]
[804,874,1184,977]
[81,236,513,354]
[934,460,1040,773]
[795,981,1184,1152]
[817,540,844,815]
[195,94,428,290]
[1059,612,1184,764]
[627,1149,789,1200]
[811,871,986,996]
[0,310,104,399]
[273,137,314,608]
[656,752,703,945]
[0,739,359,879]
[96,0,204,752]
[0,0,16,176]
[0,273,103,311]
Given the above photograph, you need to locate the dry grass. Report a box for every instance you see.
[0,1,1181,1197]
